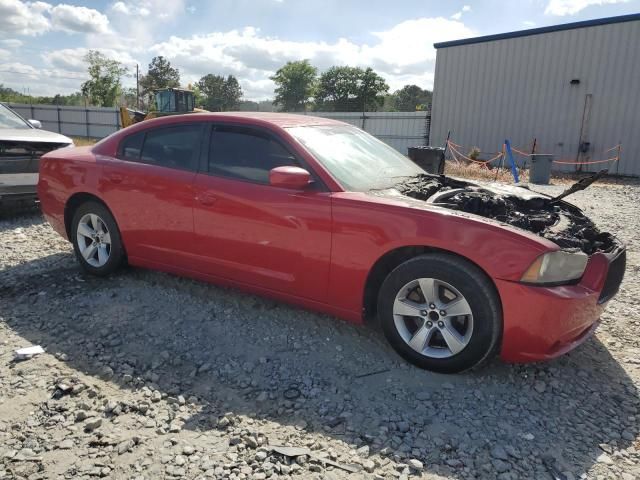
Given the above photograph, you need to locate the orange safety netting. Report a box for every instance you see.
[511,143,621,165]
[447,141,503,166]
[448,139,621,167]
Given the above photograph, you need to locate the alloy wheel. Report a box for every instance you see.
[76,213,111,267]
[393,277,474,358]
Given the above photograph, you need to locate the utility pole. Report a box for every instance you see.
[136,64,140,110]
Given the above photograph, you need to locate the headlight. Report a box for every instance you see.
[521,250,589,284]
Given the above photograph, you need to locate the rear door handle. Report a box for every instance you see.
[196,192,217,206]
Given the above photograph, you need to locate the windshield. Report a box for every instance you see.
[0,104,31,129]
[288,125,423,191]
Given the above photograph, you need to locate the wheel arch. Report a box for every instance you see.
[64,193,125,254]
[363,245,502,324]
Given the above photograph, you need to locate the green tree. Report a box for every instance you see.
[197,74,243,111]
[359,67,390,111]
[222,75,242,111]
[0,84,30,103]
[315,66,388,112]
[271,60,317,112]
[120,88,140,109]
[393,84,432,111]
[191,83,205,109]
[0,85,87,106]
[139,56,181,106]
[80,50,128,107]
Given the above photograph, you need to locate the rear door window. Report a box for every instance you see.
[208,126,298,184]
[118,124,203,172]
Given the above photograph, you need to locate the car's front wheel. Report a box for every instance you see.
[71,201,124,276]
[378,253,501,373]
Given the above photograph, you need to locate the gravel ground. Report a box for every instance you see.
[0,180,639,480]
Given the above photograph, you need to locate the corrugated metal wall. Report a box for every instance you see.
[6,103,121,138]
[430,19,640,176]
[304,111,430,154]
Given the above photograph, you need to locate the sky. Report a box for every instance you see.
[0,0,638,100]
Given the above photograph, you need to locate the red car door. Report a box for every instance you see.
[192,124,332,302]
[98,123,204,269]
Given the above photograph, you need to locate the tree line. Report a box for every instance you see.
[271,60,430,112]
[0,52,432,113]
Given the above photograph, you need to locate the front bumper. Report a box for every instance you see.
[0,173,38,204]
[498,246,625,362]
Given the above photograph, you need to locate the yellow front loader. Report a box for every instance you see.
[119,87,207,128]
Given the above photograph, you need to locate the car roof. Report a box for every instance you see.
[189,112,345,128]
[92,111,349,165]
[209,112,344,128]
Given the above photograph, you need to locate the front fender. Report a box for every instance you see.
[328,192,555,318]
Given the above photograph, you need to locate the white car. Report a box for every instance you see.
[0,103,73,206]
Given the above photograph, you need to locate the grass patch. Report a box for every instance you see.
[72,137,99,146]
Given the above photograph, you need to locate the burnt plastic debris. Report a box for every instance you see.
[551,169,607,204]
[395,174,617,255]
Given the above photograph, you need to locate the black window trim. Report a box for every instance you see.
[199,122,328,191]
[116,122,205,173]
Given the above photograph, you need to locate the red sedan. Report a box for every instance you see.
[38,113,625,373]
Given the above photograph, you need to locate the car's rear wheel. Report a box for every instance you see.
[71,201,124,276]
[378,253,501,373]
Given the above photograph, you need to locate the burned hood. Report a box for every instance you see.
[391,174,617,255]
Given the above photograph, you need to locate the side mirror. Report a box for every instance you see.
[269,166,311,189]
[28,119,42,129]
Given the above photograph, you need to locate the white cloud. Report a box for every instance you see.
[150,17,474,99]
[523,20,536,27]
[111,1,149,16]
[105,0,186,53]
[451,5,471,20]
[0,48,12,60]
[545,0,630,15]
[0,0,110,36]
[0,0,51,36]
[1,13,474,100]
[42,47,138,72]
[50,4,109,33]
[1,38,24,48]
[0,61,90,96]
[109,0,183,19]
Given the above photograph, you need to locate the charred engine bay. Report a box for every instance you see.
[395,174,616,255]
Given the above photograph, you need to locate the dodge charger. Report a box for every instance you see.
[37,113,625,373]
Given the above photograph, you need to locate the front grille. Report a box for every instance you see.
[599,250,626,303]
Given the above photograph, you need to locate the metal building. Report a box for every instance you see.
[430,13,640,176]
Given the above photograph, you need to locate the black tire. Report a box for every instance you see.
[71,200,124,276]
[378,253,501,373]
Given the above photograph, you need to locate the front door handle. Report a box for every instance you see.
[196,192,217,206]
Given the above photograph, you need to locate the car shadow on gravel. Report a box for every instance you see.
[2,252,638,479]
[0,203,41,224]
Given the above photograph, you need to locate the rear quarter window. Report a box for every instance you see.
[119,131,145,161]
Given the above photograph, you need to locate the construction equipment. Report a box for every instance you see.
[119,88,206,128]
